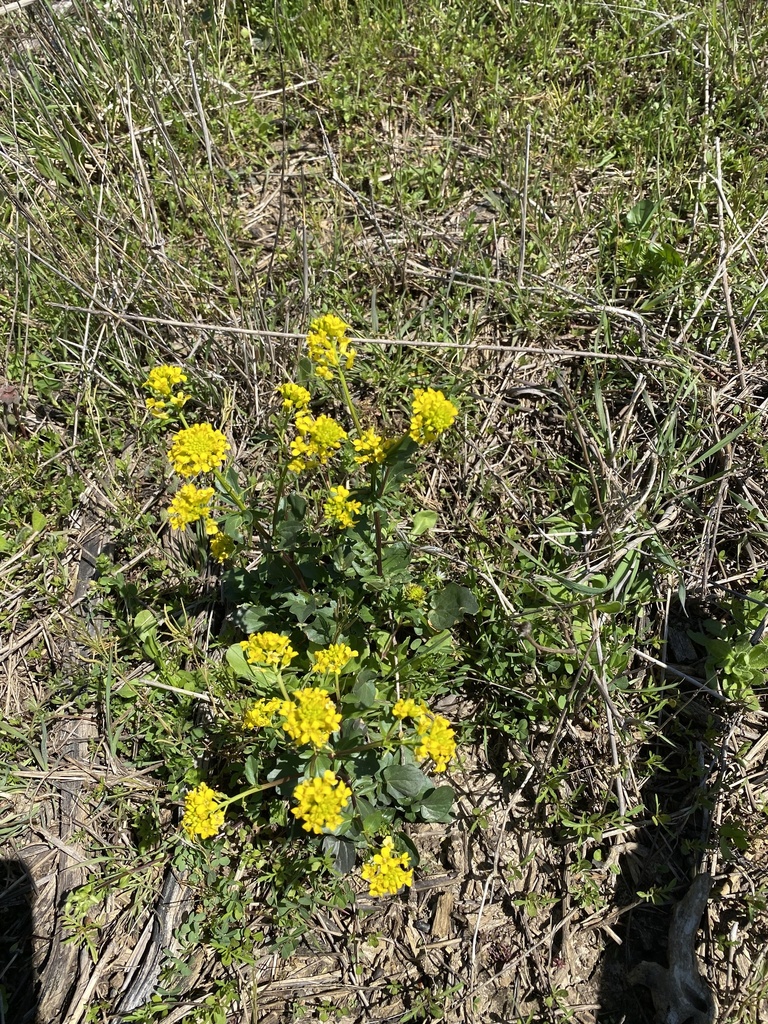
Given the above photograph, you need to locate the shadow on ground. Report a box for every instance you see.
[0,857,38,1023]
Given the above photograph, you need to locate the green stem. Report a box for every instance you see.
[276,674,290,702]
[212,467,248,513]
[374,510,383,576]
[272,456,290,533]
[336,365,362,435]
[280,550,310,592]
[219,774,294,809]
[214,469,309,593]
[374,433,408,499]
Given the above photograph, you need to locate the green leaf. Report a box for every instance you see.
[225,644,278,688]
[113,680,137,698]
[31,509,47,533]
[360,573,387,592]
[352,796,376,821]
[339,717,368,743]
[383,764,432,803]
[543,572,610,597]
[167,670,200,692]
[234,603,267,634]
[303,609,337,644]
[748,646,768,669]
[428,583,479,629]
[381,543,410,574]
[224,643,249,675]
[418,630,454,656]
[348,748,390,782]
[222,568,259,604]
[283,592,318,624]
[624,198,655,232]
[689,420,754,468]
[273,518,304,549]
[322,835,356,874]
[350,678,376,708]
[420,785,455,824]
[383,437,418,484]
[133,610,157,641]
[267,754,303,797]
[361,809,390,834]
[244,755,259,786]
[284,494,308,520]
[223,465,244,494]
[410,510,438,538]
[398,832,421,868]
[134,610,161,662]
[0,720,27,741]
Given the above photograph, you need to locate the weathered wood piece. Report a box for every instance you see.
[630,873,717,1024]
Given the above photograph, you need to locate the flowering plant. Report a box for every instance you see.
[140,314,474,900]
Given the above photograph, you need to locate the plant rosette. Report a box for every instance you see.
[142,316,470,895]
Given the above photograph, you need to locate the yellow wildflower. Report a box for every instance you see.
[281,687,342,748]
[409,388,458,444]
[312,643,358,676]
[242,697,284,730]
[352,427,387,465]
[277,382,311,411]
[145,395,188,418]
[182,782,226,840]
[392,698,428,720]
[403,584,426,604]
[167,484,216,532]
[240,632,298,669]
[414,714,456,772]
[324,485,362,529]
[209,532,236,563]
[288,413,347,473]
[291,770,352,834]
[143,365,189,419]
[361,837,413,897]
[168,423,230,477]
[144,365,188,397]
[306,313,356,380]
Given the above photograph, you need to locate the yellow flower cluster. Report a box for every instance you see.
[182,782,226,840]
[291,770,352,834]
[242,697,283,730]
[240,632,298,669]
[306,314,356,380]
[361,837,413,896]
[209,532,236,563]
[168,423,231,477]
[392,698,428,720]
[415,714,456,772]
[312,643,358,676]
[281,687,342,747]
[288,413,348,473]
[143,365,189,419]
[277,382,311,411]
[352,427,387,466]
[324,485,362,529]
[167,484,217,533]
[403,584,426,604]
[409,388,458,445]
